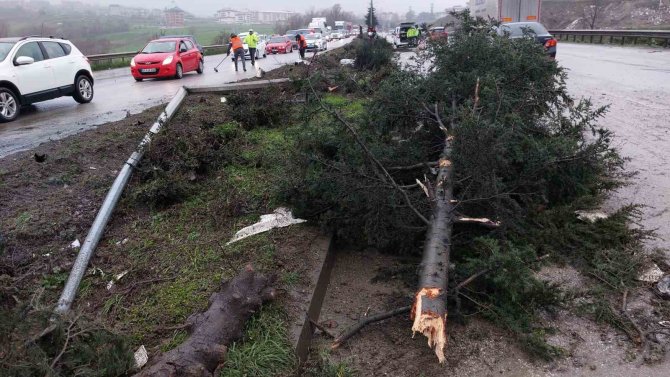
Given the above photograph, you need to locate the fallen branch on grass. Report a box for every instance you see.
[331,306,411,349]
[134,265,275,377]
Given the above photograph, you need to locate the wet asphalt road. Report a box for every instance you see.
[0,37,353,158]
[556,43,670,252]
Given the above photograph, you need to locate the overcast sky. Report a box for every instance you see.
[81,0,468,17]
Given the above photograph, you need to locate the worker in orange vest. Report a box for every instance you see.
[227,33,246,72]
[295,33,307,60]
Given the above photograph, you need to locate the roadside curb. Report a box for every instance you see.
[292,233,337,364]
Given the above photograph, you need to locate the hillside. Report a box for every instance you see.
[542,0,670,29]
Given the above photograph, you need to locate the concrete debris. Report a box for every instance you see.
[220,97,227,103]
[655,275,670,299]
[227,207,306,245]
[255,65,265,78]
[340,58,355,66]
[134,345,148,369]
[637,264,664,283]
[70,239,81,249]
[575,210,609,223]
[659,321,670,328]
[106,270,129,290]
[116,238,129,246]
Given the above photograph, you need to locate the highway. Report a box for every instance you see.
[557,42,670,251]
[0,37,353,158]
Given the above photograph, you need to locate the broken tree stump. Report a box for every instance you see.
[411,134,454,364]
[134,265,276,377]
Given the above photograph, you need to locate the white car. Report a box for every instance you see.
[305,33,327,51]
[331,31,342,40]
[238,33,267,60]
[0,36,93,122]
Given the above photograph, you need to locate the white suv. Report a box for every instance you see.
[0,36,94,122]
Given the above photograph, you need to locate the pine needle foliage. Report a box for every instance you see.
[285,11,643,358]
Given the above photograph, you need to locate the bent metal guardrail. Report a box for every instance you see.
[87,44,227,64]
[548,29,670,47]
[54,78,291,314]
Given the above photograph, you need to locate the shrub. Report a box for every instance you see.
[353,38,393,70]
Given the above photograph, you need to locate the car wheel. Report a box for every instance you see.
[73,75,94,104]
[135,78,143,82]
[196,59,204,74]
[175,63,183,79]
[0,88,19,123]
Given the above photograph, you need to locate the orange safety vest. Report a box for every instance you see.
[230,36,243,51]
[298,35,307,48]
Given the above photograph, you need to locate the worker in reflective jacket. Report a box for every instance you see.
[295,33,307,60]
[227,33,246,72]
[407,26,419,47]
[244,29,260,66]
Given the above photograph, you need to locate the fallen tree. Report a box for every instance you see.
[134,266,276,377]
[286,12,640,363]
[411,127,455,363]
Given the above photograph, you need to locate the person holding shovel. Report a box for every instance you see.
[227,33,246,72]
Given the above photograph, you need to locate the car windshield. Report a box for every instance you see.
[0,42,14,62]
[142,41,176,53]
[307,34,321,40]
[499,23,549,37]
[269,37,286,43]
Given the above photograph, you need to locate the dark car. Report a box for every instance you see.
[159,35,204,54]
[496,22,557,59]
[285,29,299,48]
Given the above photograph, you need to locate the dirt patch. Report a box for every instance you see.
[314,250,670,376]
[0,108,160,282]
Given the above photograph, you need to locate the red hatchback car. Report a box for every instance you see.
[265,35,293,54]
[131,38,203,81]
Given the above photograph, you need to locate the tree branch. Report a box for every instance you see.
[332,306,411,349]
[388,161,438,171]
[309,82,430,225]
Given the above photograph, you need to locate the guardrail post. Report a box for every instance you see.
[621,36,625,45]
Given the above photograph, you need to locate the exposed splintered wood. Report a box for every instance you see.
[411,144,454,364]
[134,265,276,377]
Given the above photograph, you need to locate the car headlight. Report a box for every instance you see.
[130,58,136,67]
[162,55,173,65]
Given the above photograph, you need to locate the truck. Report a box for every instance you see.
[333,21,352,38]
[468,0,541,23]
[308,17,329,39]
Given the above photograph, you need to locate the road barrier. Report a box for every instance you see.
[87,44,227,69]
[549,30,670,47]
[55,78,291,314]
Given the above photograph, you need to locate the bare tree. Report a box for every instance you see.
[584,0,603,29]
[0,21,8,38]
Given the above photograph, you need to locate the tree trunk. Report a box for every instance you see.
[134,266,276,377]
[411,136,454,364]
